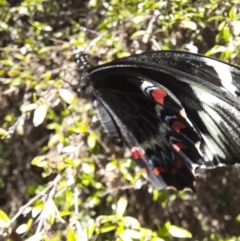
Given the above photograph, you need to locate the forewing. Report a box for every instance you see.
[121,51,240,96]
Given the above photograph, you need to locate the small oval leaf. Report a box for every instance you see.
[87,133,97,149]
[116,196,128,217]
[16,223,29,234]
[33,104,48,127]
[59,88,75,104]
[169,225,192,238]
[0,210,10,228]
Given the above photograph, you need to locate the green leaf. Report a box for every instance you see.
[16,223,29,234]
[130,30,146,39]
[0,128,8,139]
[152,238,165,241]
[168,225,192,238]
[0,0,8,7]
[25,233,42,241]
[32,206,43,218]
[48,134,61,147]
[33,104,48,127]
[236,214,240,222]
[87,133,97,149]
[120,229,142,239]
[59,88,75,104]
[21,103,38,112]
[222,27,230,43]
[82,163,95,174]
[99,224,117,233]
[44,71,52,81]
[67,228,76,241]
[7,68,21,77]
[0,210,10,228]
[97,215,119,224]
[116,196,128,217]
[86,223,95,239]
[181,20,197,30]
[229,7,236,20]
[44,199,58,225]
[232,21,240,36]
[207,16,225,22]
[223,49,233,60]
[31,156,47,167]
[218,21,226,31]
[122,216,140,228]
[205,45,226,56]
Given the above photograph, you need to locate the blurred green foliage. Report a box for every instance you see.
[0,0,240,240]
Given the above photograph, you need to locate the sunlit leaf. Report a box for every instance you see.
[207,16,225,22]
[7,68,21,77]
[87,133,97,149]
[99,224,117,233]
[33,104,48,127]
[130,30,146,39]
[32,206,43,218]
[0,128,8,138]
[222,27,230,43]
[120,229,143,239]
[86,223,95,239]
[59,88,75,104]
[168,225,192,238]
[31,156,47,167]
[44,71,52,81]
[82,163,95,174]
[25,233,42,241]
[0,210,10,228]
[16,223,29,234]
[48,134,61,147]
[181,20,197,30]
[122,216,140,228]
[231,21,240,36]
[205,45,226,56]
[21,103,38,112]
[67,228,76,241]
[229,7,236,19]
[116,196,128,217]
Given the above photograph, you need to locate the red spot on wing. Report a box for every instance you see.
[171,160,182,175]
[175,159,182,169]
[131,147,143,160]
[171,168,178,174]
[172,143,187,152]
[151,89,167,105]
[153,166,166,175]
[171,121,186,133]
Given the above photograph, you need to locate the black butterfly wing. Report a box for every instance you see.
[124,50,240,96]
[91,52,240,164]
[80,51,240,191]
[88,69,202,191]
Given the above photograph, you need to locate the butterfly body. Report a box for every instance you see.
[76,51,240,191]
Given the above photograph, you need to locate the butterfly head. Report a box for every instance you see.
[74,52,94,99]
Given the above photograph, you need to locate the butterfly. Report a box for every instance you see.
[75,50,240,192]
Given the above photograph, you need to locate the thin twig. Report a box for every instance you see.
[74,186,79,216]
[10,174,62,224]
[142,15,157,44]
[100,181,147,198]
[35,174,62,235]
